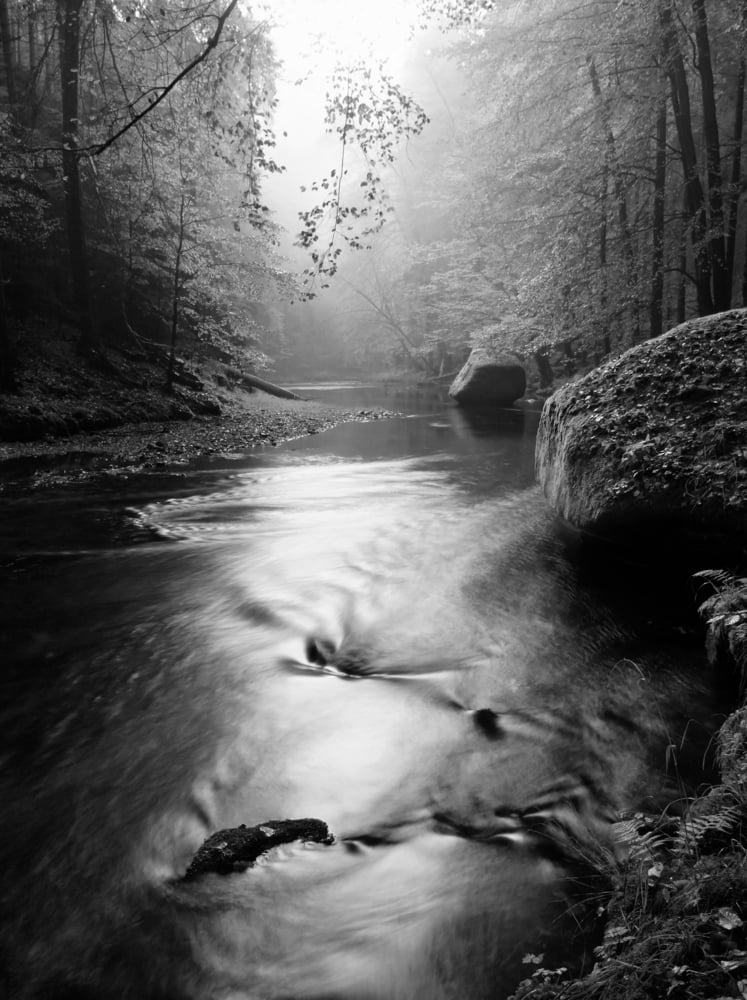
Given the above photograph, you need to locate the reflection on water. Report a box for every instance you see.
[0,386,726,999]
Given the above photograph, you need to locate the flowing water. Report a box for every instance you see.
[0,384,728,1000]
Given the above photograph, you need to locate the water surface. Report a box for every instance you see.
[0,384,725,999]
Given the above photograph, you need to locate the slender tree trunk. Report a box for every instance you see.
[27,3,37,102]
[678,194,688,323]
[534,350,554,389]
[27,4,36,69]
[587,55,640,340]
[726,48,745,299]
[59,0,96,353]
[12,0,19,68]
[660,0,714,315]
[651,86,667,338]
[166,192,186,393]
[692,0,729,310]
[0,0,16,105]
[599,160,610,354]
[41,3,53,96]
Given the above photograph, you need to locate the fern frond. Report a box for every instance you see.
[675,803,745,855]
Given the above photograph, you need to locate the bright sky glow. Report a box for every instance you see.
[256,0,423,241]
[258,0,419,80]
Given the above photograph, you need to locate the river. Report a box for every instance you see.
[0,383,728,1000]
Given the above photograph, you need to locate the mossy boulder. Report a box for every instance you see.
[535,310,747,564]
[449,348,526,407]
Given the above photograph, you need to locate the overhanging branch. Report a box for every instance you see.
[83,0,243,158]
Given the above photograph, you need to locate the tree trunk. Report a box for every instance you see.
[650,85,667,338]
[726,49,745,299]
[59,0,96,353]
[240,372,305,400]
[587,55,640,339]
[26,2,37,106]
[678,194,688,323]
[691,0,730,310]
[599,160,610,354]
[660,0,714,315]
[27,3,36,70]
[534,350,554,389]
[0,0,16,105]
[166,192,186,393]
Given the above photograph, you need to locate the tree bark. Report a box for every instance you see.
[0,0,16,105]
[726,48,745,300]
[166,192,186,393]
[240,372,304,400]
[691,0,730,310]
[651,85,667,338]
[660,0,714,315]
[587,55,640,340]
[678,194,688,324]
[59,0,97,353]
[534,350,554,389]
[26,1,37,107]
[599,160,610,353]
[27,2,36,72]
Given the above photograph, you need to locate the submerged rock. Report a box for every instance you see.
[535,310,747,564]
[183,818,334,878]
[449,348,526,406]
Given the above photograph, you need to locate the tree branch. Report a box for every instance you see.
[83,0,242,158]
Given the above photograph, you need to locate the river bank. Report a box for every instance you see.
[0,327,395,489]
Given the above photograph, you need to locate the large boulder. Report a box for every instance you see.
[535,310,747,563]
[449,349,526,406]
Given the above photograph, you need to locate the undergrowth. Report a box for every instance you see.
[508,571,747,1000]
[511,803,747,1000]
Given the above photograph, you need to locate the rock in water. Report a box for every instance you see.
[448,348,526,406]
[183,818,334,878]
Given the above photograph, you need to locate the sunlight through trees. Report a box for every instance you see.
[2,0,747,386]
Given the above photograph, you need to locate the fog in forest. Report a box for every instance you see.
[3,0,744,391]
[2,4,746,1000]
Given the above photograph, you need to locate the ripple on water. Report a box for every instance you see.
[2,447,725,1000]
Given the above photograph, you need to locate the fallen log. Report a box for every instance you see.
[424,370,460,383]
[241,372,305,400]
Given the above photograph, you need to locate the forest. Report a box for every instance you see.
[1,0,747,390]
[2,5,747,1000]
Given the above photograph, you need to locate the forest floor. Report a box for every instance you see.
[0,325,396,489]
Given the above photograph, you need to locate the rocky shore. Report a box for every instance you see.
[0,328,394,489]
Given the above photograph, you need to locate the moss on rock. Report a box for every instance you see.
[536,310,747,565]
